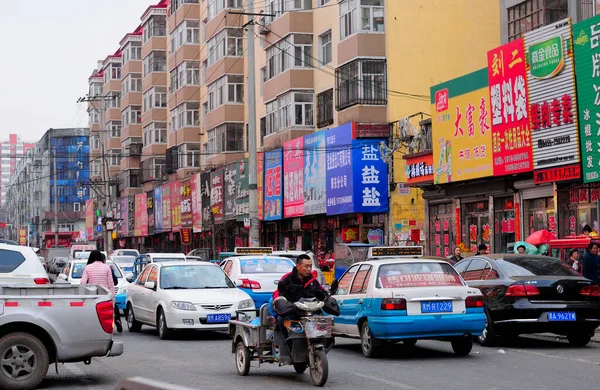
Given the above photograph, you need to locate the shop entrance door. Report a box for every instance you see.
[463,201,490,253]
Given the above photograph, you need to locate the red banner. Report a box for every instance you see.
[19,229,27,246]
[455,206,461,245]
[180,178,193,228]
[138,193,148,237]
[534,164,581,184]
[487,38,533,176]
[257,152,264,221]
[170,181,181,233]
[191,173,202,233]
[134,194,142,237]
[85,199,94,239]
[180,228,192,245]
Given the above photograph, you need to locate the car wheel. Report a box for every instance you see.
[567,333,592,347]
[235,341,251,376]
[0,332,49,390]
[403,339,417,347]
[126,304,142,332]
[451,336,473,356]
[477,311,496,347]
[158,310,173,340]
[360,321,380,358]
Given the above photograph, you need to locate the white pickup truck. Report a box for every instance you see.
[0,284,123,390]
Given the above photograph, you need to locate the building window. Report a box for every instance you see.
[207,75,244,112]
[143,87,167,112]
[122,106,142,126]
[178,143,201,168]
[319,0,330,5]
[121,73,142,96]
[207,123,244,154]
[317,88,334,128]
[208,0,243,21]
[319,30,332,66]
[90,110,100,124]
[122,41,142,65]
[207,29,243,67]
[143,15,167,42]
[265,0,311,24]
[266,34,312,80]
[89,83,102,97]
[265,91,314,135]
[108,121,122,138]
[143,51,167,77]
[507,0,546,41]
[170,20,200,53]
[340,0,385,40]
[169,61,200,93]
[108,149,120,166]
[336,58,386,111]
[109,63,121,80]
[170,0,199,14]
[91,135,101,150]
[202,102,208,130]
[143,122,167,146]
[170,102,200,131]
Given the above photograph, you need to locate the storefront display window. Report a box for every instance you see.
[494,197,515,253]
[558,185,600,237]
[523,197,555,237]
[462,201,490,253]
[429,203,453,257]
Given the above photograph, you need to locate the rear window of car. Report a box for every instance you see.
[376,262,463,288]
[497,257,580,277]
[71,263,85,278]
[0,249,26,273]
[240,258,294,274]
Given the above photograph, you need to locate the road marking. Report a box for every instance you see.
[354,373,418,389]
[504,348,600,366]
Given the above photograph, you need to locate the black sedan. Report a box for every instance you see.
[454,254,600,347]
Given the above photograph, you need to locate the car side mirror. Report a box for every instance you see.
[126,273,134,283]
[58,274,67,280]
[330,279,339,294]
[144,281,156,290]
[234,280,243,287]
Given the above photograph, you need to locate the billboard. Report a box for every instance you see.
[170,180,181,233]
[304,131,326,215]
[210,169,224,224]
[283,136,304,218]
[257,152,264,220]
[264,149,283,221]
[162,183,171,231]
[191,173,202,232]
[236,159,249,222]
[180,178,193,228]
[224,162,238,221]
[154,186,163,233]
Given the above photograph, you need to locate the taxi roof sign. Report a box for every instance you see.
[234,247,273,255]
[368,246,424,259]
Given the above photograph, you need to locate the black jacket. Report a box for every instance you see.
[274,268,327,303]
[583,252,600,284]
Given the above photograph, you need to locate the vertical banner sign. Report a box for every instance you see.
[201,172,212,228]
[210,169,224,224]
[128,195,135,237]
[154,187,163,233]
[134,194,142,237]
[431,69,494,184]
[19,229,26,246]
[574,16,600,182]
[257,152,264,221]
[304,131,327,215]
[191,174,202,232]
[162,183,172,231]
[147,191,155,236]
[326,123,354,215]
[171,180,181,233]
[120,198,128,237]
[180,178,193,228]
[264,149,283,221]
[487,38,533,175]
[85,199,93,239]
[224,163,238,221]
[139,193,148,237]
[353,139,389,214]
[236,159,250,222]
[283,136,305,218]
[525,18,581,172]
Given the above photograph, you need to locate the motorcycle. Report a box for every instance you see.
[230,297,334,387]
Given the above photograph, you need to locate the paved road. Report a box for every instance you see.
[37,328,600,390]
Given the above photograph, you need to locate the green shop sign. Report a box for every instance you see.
[528,35,565,79]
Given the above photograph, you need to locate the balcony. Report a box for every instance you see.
[121,91,142,108]
[122,59,142,76]
[142,71,167,93]
[206,58,244,85]
[337,34,385,68]
[264,69,313,103]
[119,169,140,190]
[169,45,200,71]
[141,143,167,162]
[206,8,243,40]
[264,11,313,40]
[168,2,200,32]
[120,156,141,171]
[166,146,179,174]
[205,104,244,131]
[141,107,167,125]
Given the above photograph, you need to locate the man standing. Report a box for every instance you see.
[477,244,488,255]
[583,243,600,284]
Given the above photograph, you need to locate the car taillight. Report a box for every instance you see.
[240,279,261,289]
[466,295,484,308]
[505,284,540,297]
[96,301,114,334]
[34,278,50,285]
[580,285,600,297]
[380,298,406,310]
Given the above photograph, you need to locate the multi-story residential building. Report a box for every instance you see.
[0,134,34,206]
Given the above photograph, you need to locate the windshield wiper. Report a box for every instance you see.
[163,286,189,289]
[201,286,227,289]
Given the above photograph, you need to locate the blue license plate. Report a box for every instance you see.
[206,314,231,323]
[123,267,132,272]
[548,312,576,321]
[421,301,452,313]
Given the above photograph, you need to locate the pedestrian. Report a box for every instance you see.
[81,250,121,332]
[582,243,600,285]
[477,244,488,255]
[517,245,526,254]
[582,225,598,237]
[566,249,581,273]
[450,247,463,263]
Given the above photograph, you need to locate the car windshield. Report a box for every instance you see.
[111,256,136,264]
[376,262,463,288]
[160,265,234,289]
[497,257,580,277]
[72,261,123,279]
[118,250,138,256]
[240,258,294,274]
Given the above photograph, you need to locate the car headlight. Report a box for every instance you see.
[171,301,197,311]
[238,299,255,310]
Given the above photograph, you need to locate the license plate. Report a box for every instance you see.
[206,314,231,323]
[548,311,576,321]
[123,267,132,272]
[421,301,452,313]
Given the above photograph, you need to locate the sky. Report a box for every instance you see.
[0,0,152,143]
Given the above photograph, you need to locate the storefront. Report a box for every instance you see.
[557,183,600,237]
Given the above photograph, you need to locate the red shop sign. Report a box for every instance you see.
[534,164,580,184]
[180,228,192,245]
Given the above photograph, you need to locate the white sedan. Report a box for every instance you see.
[57,259,128,296]
[0,244,50,284]
[125,261,254,339]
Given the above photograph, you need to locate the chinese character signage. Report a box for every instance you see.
[431,68,494,184]
[162,183,172,231]
[120,197,128,237]
[304,131,326,215]
[534,164,581,184]
[147,191,155,235]
[210,169,224,224]
[127,195,135,237]
[525,18,581,173]
[404,153,434,184]
[257,152,264,220]
[326,123,354,215]
[284,136,304,218]
[19,229,26,246]
[180,178,193,228]
[154,186,163,233]
[574,15,600,182]
[191,174,202,232]
[264,149,283,221]
[201,172,211,227]
[236,159,249,221]
[85,199,93,239]
[487,38,533,175]
[134,194,142,237]
[224,163,238,221]
[170,180,181,233]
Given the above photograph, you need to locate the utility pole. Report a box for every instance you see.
[53,147,59,248]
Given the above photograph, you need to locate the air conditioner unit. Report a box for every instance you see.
[129,143,142,157]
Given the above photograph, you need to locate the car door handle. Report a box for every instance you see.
[358,299,363,304]
[339,301,343,306]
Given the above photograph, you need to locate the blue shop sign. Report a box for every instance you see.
[326,123,354,215]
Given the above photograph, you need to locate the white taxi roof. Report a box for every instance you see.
[153,261,216,268]
[144,253,186,258]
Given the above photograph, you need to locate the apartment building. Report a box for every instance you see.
[0,134,34,206]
